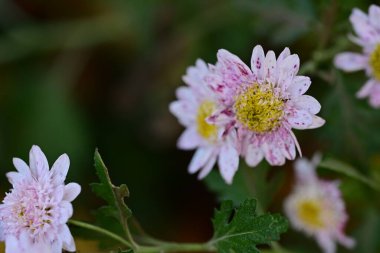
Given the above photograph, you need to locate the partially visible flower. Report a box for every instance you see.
[170,59,239,184]
[0,145,81,253]
[284,154,355,253]
[206,45,324,167]
[334,5,380,107]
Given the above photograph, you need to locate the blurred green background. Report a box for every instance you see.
[0,0,380,252]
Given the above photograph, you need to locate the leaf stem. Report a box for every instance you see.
[68,219,133,249]
[136,242,215,253]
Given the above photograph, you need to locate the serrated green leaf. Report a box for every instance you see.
[210,199,288,253]
[319,158,380,191]
[92,149,132,234]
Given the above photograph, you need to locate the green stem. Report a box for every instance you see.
[68,219,133,249]
[136,242,215,253]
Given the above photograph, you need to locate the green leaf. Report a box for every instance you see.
[319,158,380,191]
[210,199,288,253]
[92,149,132,233]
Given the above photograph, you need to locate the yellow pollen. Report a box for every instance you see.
[234,83,284,133]
[196,101,218,140]
[297,200,324,229]
[370,44,380,81]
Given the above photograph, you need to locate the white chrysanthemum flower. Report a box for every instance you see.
[0,145,81,253]
[284,155,355,253]
[170,59,239,184]
[334,5,380,107]
[206,45,325,167]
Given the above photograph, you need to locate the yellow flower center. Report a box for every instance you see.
[370,44,380,81]
[234,83,284,133]
[196,101,218,140]
[297,199,324,229]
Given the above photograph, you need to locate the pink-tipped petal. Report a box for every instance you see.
[50,154,70,185]
[251,45,265,81]
[294,95,321,114]
[29,145,49,178]
[287,76,311,98]
[277,54,300,91]
[334,52,367,71]
[245,144,264,167]
[63,183,81,202]
[264,50,277,83]
[218,145,239,184]
[288,109,313,129]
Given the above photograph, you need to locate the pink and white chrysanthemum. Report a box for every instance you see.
[170,59,239,184]
[284,154,355,253]
[334,5,380,107]
[0,145,81,253]
[206,45,325,167]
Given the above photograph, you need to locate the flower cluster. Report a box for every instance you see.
[170,45,325,184]
[0,145,80,253]
[335,4,380,107]
[284,155,355,253]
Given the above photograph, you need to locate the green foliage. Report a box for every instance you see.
[210,199,288,253]
[92,150,133,234]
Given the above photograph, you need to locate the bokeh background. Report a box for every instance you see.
[0,0,380,252]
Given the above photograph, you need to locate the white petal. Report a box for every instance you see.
[59,201,74,223]
[334,52,367,71]
[294,157,317,184]
[176,86,196,102]
[198,153,217,179]
[61,224,76,252]
[280,131,296,160]
[217,49,252,78]
[5,235,20,253]
[177,127,201,150]
[264,50,277,83]
[316,233,336,253]
[218,145,239,184]
[245,144,264,167]
[288,109,313,129]
[356,79,376,98]
[277,47,291,64]
[263,143,285,166]
[337,232,356,249]
[287,76,311,98]
[251,45,265,81]
[6,172,22,185]
[294,95,321,114]
[50,154,70,185]
[369,5,380,29]
[277,54,300,91]
[169,101,196,126]
[309,115,326,129]
[29,145,49,178]
[188,147,213,174]
[64,183,81,202]
[350,8,378,42]
[12,158,30,175]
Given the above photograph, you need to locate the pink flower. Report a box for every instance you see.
[0,145,81,253]
[334,5,380,107]
[206,45,324,167]
[170,59,239,184]
[284,155,355,253]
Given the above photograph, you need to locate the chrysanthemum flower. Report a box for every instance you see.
[206,45,324,167]
[170,59,239,184]
[0,145,81,253]
[334,5,380,107]
[284,155,355,253]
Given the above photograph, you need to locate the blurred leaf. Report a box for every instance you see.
[205,163,285,211]
[210,199,288,253]
[92,150,132,235]
[319,158,380,191]
[354,208,380,253]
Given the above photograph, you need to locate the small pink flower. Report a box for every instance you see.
[206,45,324,167]
[284,155,355,253]
[170,59,239,184]
[334,5,380,108]
[0,145,81,253]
